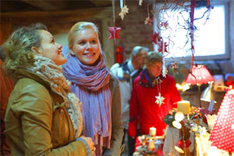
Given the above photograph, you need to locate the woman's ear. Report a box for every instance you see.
[31,46,39,54]
[70,50,75,56]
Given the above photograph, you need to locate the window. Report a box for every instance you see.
[154,1,229,61]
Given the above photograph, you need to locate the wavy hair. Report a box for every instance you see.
[3,23,47,79]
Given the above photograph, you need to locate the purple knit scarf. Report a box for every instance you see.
[63,54,112,154]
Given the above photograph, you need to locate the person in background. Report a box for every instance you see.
[0,44,14,156]
[110,46,148,155]
[128,51,181,154]
[62,21,124,156]
[3,23,94,155]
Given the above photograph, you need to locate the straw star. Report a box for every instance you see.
[155,93,165,106]
[144,17,153,25]
[119,5,129,20]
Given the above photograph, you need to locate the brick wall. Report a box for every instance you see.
[116,1,154,59]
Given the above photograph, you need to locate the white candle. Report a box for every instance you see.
[177,100,190,114]
[149,127,156,136]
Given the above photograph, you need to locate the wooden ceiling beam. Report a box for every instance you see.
[21,0,69,11]
[89,0,112,7]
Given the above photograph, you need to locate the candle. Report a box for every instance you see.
[149,127,156,136]
[177,100,190,114]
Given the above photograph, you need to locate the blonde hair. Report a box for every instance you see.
[4,23,47,79]
[68,22,102,52]
[145,51,163,67]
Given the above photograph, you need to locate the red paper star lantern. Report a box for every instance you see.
[160,21,169,28]
[108,27,121,40]
[158,40,168,53]
[150,32,161,44]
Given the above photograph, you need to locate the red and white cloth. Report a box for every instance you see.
[209,89,234,153]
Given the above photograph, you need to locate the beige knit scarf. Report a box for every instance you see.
[27,55,82,138]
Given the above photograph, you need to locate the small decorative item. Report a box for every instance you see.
[206,114,217,131]
[155,93,165,106]
[119,5,129,20]
[109,0,121,45]
[160,21,169,28]
[149,127,156,136]
[158,40,168,53]
[177,100,190,114]
[144,17,153,25]
[108,26,121,45]
[150,32,161,45]
[144,4,153,25]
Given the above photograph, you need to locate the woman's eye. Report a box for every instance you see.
[91,40,97,44]
[79,41,85,45]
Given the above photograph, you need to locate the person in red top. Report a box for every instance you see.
[128,51,181,152]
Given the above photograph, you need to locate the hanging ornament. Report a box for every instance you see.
[155,93,165,106]
[150,32,162,45]
[158,40,168,53]
[109,0,121,45]
[145,17,153,25]
[119,5,129,20]
[160,21,169,28]
[108,27,121,40]
[144,4,152,25]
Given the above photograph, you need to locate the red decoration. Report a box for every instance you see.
[171,62,178,70]
[115,46,125,64]
[108,26,121,45]
[209,89,234,153]
[150,32,162,45]
[160,21,169,28]
[145,17,153,25]
[185,65,215,85]
[108,27,121,40]
[158,40,168,53]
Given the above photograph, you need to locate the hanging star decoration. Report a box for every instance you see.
[150,32,161,45]
[158,41,168,53]
[160,21,169,28]
[171,62,178,70]
[119,5,129,20]
[155,93,165,106]
[108,26,121,45]
[144,17,153,25]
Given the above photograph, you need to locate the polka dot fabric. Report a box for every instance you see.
[209,89,234,153]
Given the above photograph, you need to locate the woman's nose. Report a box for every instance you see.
[57,43,62,49]
[86,42,91,49]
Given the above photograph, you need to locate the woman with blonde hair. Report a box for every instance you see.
[4,23,94,155]
[63,22,123,155]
